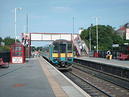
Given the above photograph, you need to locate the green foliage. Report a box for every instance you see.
[112,33,123,44]
[3,37,15,46]
[0,37,19,52]
[0,37,2,42]
[31,46,36,51]
[80,25,123,50]
[0,46,10,52]
[37,47,43,51]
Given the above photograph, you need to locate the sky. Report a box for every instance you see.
[0,0,129,46]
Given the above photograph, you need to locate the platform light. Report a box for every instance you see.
[14,8,23,43]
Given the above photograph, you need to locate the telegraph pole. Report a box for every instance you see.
[72,16,74,56]
[73,16,74,39]
[89,24,92,52]
[14,8,22,43]
[26,14,28,33]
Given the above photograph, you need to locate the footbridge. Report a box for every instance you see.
[22,32,89,56]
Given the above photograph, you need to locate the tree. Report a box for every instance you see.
[3,37,15,46]
[0,37,20,52]
[80,25,123,50]
[0,37,2,43]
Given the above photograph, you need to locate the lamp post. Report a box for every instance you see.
[95,17,99,53]
[14,8,22,43]
[26,13,28,33]
[91,17,99,53]
[72,16,74,39]
[72,16,74,56]
[89,24,93,52]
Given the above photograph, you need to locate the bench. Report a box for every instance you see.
[117,53,129,60]
[0,58,9,68]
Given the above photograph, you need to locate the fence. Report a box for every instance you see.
[93,51,121,59]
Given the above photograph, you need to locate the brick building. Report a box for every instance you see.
[116,23,129,39]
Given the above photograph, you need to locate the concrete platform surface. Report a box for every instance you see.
[0,58,55,97]
[77,57,129,69]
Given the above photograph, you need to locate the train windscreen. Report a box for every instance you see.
[53,41,72,53]
[53,43,66,53]
[53,44,59,53]
[60,44,66,53]
[67,44,72,53]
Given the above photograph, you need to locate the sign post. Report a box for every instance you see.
[126,28,129,40]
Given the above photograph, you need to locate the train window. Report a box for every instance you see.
[68,44,72,53]
[60,44,66,53]
[53,44,59,53]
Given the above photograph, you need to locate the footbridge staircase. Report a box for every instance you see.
[72,35,89,56]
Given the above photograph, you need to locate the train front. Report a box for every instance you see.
[51,40,73,70]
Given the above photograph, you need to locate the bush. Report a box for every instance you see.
[0,46,10,52]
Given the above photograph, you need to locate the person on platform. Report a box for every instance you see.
[106,50,112,60]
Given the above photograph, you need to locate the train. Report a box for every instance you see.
[42,39,73,70]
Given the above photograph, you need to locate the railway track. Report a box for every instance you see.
[63,63,129,97]
[73,63,129,90]
[64,71,111,97]
[74,58,129,79]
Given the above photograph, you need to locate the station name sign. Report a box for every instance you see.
[126,28,129,40]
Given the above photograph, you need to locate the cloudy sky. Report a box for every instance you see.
[0,0,129,40]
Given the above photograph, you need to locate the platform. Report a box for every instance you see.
[0,57,90,97]
[76,57,129,69]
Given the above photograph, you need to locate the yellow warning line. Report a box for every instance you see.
[38,57,68,97]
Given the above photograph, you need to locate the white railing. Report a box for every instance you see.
[72,35,89,56]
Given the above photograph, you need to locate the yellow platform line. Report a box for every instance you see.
[38,57,68,97]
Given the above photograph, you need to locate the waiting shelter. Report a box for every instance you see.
[10,42,25,63]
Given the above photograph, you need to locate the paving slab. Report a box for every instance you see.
[77,57,129,69]
[0,58,55,97]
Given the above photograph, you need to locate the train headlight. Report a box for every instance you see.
[53,58,57,62]
[53,58,60,62]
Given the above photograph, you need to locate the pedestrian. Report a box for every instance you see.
[106,50,112,60]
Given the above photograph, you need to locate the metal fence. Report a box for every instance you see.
[93,50,121,59]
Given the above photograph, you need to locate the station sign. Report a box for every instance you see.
[126,28,129,40]
[112,44,119,47]
[12,57,23,63]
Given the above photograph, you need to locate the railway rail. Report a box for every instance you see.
[63,63,129,97]
[73,63,129,90]
[63,71,111,97]
[74,58,129,79]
